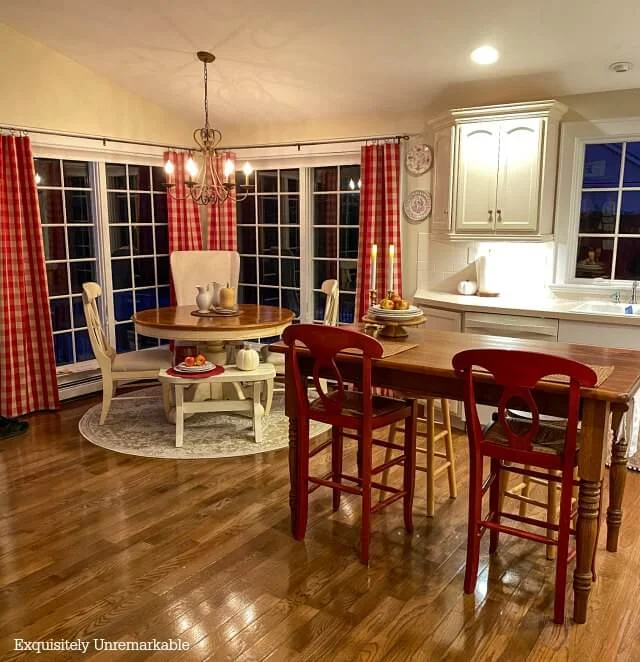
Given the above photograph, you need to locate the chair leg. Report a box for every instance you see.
[519,469,532,518]
[489,458,501,554]
[426,398,436,517]
[592,480,604,581]
[553,469,575,624]
[359,430,373,565]
[175,385,185,448]
[441,399,457,499]
[378,423,397,502]
[293,418,311,541]
[332,427,343,512]
[547,471,560,560]
[264,378,274,416]
[403,402,417,534]
[464,451,484,594]
[99,376,114,425]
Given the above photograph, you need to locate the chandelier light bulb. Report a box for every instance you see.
[349,179,356,190]
[242,162,254,177]
[357,179,362,189]
[34,173,41,185]
[164,159,175,176]
[186,156,198,178]
[223,159,235,180]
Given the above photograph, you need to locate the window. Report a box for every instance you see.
[36,158,98,366]
[311,165,360,322]
[574,141,640,280]
[105,163,170,352]
[236,168,301,319]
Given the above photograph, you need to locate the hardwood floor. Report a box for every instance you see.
[1,393,640,661]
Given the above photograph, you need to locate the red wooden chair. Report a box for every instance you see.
[452,348,598,624]
[283,324,417,565]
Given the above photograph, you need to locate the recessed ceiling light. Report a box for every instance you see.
[470,45,499,65]
[609,61,633,73]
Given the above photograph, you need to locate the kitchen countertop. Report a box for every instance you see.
[414,289,640,326]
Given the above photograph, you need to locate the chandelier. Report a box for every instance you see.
[164,51,254,206]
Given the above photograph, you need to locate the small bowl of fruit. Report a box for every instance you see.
[176,354,214,372]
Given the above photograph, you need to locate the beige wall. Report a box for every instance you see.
[0,22,192,145]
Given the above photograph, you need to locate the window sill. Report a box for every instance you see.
[550,282,635,298]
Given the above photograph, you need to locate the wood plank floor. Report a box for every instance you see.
[1,393,640,661]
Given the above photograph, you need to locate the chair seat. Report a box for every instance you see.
[485,417,572,454]
[113,347,171,373]
[310,390,407,420]
[265,351,286,367]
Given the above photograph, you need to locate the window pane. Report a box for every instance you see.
[130,193,152,222]
[280,227,300,257]
[313,292,325,321]
[620,191,640,235]
[112,259,132,290]
[68,227,95,259]
[314,260,336,289]
[152,166,165,192]
[314,167,338,192]
[281,289,300,317]
[158,287,170,308]
[63,161,90,188]
[340,193,360,225]
[72,296,86,328]
[114,291,133,321]
[65,191,92,223]
[50,298,71,331]
[43,226,67,260]
[614,239,640,280]
[339,260,358,292]
[339,293,356,324]
[237,197,256,224]
[108,192,129,222]
[70,261,96,293]
[106,163,127,189]
[47,263,69,296]
[238,227,256,254]
[157,256,169,286]
[258,227,279,254]
[34,158,61,187]
[257,170,278,193]
[259,287,279,307]
[133,257,155,288]
[314,228,337,258]
[281,259,300,288]
[240,256,257,284]
[128,165,151,191]
[74,330,94,362]
[314,194,338,225]
[575,237,614,279]
[135,288,157,311]
[579,191,618,233]
[132,225,155,255]
[340,165,361,191]
[260,257,279,286]
[54,333,73,365]
[623,142,640,187]
[339,228,359,259]
[153,194,167,223]
[280,196,299,224]
[238,285,257,304]
[110,226,131,256]
[155,225,168,254]
[115,322,136,353]
[137,334,159,349]
[258,196,278,224]
[38,190,64,224]
[582,143,622,188]
[280,169,299,193]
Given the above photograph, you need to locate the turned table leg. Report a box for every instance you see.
[574,399,610,624]
[607,408,627,552]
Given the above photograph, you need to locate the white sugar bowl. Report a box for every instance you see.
[457,280,478,296]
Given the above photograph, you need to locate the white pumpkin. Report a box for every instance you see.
[236,346,259,371]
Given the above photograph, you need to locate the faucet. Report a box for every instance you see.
[632,281,639,305]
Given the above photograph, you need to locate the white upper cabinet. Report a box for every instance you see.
[429,101,567,240]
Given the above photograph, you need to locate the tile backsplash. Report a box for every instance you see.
[417,233,555,297]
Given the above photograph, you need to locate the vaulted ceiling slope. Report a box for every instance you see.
[1,0,639,143]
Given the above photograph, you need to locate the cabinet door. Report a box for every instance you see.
[431,128,453,233]
[454,122,500,232]
[495,118,543,231]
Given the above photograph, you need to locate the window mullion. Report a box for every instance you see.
[96,161,117,349]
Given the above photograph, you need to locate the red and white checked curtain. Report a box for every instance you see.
[208,152,237,250]
[355,142,402,320]
[165,151,203,253]
[0,136,59,417]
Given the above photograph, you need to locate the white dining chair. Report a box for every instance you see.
[170,250,240,305]
[82,282,171,425]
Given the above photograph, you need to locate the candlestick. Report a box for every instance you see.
[388,244,395,294]
[370,243,377,291]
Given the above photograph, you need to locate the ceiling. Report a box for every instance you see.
[2,0,640,136]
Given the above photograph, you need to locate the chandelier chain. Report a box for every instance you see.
[203,60,209,129]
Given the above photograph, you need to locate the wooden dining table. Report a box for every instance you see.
[270,324,640,624]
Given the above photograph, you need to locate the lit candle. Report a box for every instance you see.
[223,158,235,183]
[388,244,395,294]
[370,244,378,290]
[242,161,253,185]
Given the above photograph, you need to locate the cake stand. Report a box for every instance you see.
[361,313,426,338]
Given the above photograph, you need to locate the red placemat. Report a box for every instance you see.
[166,365,225,379]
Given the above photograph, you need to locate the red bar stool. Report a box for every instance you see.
[452,348,599,624]
[283,324,417,565]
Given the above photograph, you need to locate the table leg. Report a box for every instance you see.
[252,382,264,443]
[607,408,627,552]
[202,340,227,400]
[175,385,185,448]
[574,399,610,624]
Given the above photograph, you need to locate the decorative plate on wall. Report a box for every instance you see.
[403,190,432,224]
[405,143,433,175]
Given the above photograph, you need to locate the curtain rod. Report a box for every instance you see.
[0,124,411,153]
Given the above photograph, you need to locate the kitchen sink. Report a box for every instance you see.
[571,301,640,315]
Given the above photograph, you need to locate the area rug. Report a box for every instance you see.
[79,387,330,459]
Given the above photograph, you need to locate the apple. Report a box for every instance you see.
[397,299,410,310]
[195,354,207,366]
[391,294,402,304]
[184,356,195,367]
[380,298,395,310]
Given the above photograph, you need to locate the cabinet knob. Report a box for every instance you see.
[488,210,493,222]
[496,209,502,223]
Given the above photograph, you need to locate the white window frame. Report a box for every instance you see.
[553,117,640,294]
